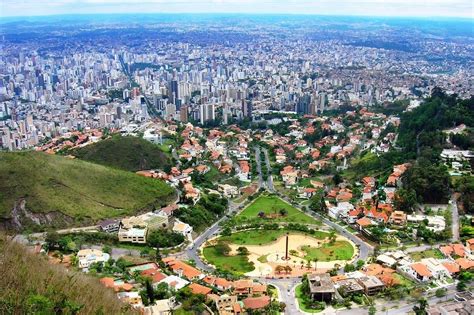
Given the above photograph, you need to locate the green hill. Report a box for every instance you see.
[0,237,134,314]
[0,151,175,231]
[72,135,171,172]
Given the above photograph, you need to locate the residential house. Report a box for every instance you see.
[118,216,148,244]
[308,273,336,302]
[162,258,204,280]
[440,244,467,259]
[143,297,178,315]
[100,277,133,292]
[405,263,433,282]
[218,184,239,198]
[237,160,251,182]
[208,294,239,315]
[98,219,120,233]
[117,291,142,308]
[357,275,385,295]
[421,258,451,280]
[455,258,474,271]
[159,275,189,290]
[188,283,213,296]
[232,280,266,296]
[77,249,110,269]
[242,296,271,311]
[172,219,193,240]
[280,165,298,187]
[203,276,233,291]
[157,204,179,217]
[334,278,364,296]
[389,211,407,225]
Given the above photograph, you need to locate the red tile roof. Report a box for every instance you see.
[188,283,212,295]
[243,296,271,310]
[411,263,432,277]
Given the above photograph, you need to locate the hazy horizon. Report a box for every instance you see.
[1,0,473,19]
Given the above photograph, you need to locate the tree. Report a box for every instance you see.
[279,209,288,217]
[145,278,155,305]
[221,226,232,236]
[435,288,446,298]
[356,260,365,270]
[313,258,319,270]
[284,265,293,274]
[275,265,284,274]
[368,305,377,315]
[344,264,355,272]
[214,241,231,256]
[394,188,418,213]
[413,298,428,315]
[309,189,326,213]
[237,246,249,256]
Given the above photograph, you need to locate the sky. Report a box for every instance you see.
[1,0,473,18]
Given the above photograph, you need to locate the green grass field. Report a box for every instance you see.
[409,249,444,261]
[72,135,171,172]
[220,229,329,246]
[295,284,323,313]
[393,273,416,288]
[0,151,175,229]
[235,195,320,225]
[301,241,354,261]
[202,246,255,274]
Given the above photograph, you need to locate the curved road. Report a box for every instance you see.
[185,190,374,314]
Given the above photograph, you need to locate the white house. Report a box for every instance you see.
[77,249,110,269]
[421,258,451,280]
[159,275,189,291]
[173,219,193,241]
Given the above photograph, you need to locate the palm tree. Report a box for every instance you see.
[313,258,318,271]
[306,260,311,270]
[284,265,293,274]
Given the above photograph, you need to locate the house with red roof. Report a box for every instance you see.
[163,258,204,280]
[242,296,271,311]
[188,283,213,296]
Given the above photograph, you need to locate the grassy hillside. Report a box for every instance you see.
[0,237,134,314]
[72,135,171,172]
[0,151,175,230]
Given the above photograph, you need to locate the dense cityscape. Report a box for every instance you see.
[1,11,473,315]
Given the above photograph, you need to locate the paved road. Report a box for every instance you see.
[450,195,460,242]
[185,200,241,272]
[262,148,275,192]
[255,147,265,189]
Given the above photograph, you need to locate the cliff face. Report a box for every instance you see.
[0,198,75,232]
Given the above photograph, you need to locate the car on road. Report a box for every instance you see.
[454,292,472,302]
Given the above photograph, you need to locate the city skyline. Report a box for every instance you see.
[1,0,473,19]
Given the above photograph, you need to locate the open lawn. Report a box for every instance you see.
[409,249,444,261]
[235,195,320,225]
[301,241,354,261]
[202,246,255,275]
[393,273,416,288]
[220,229,329,246]
[295,284,323,313]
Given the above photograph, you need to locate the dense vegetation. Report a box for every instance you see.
[398,90,474,204]
[0,151,175,231]
[398,88,474,161]
[147,229,184,248]
[0,237,133,314]
[175,193,228,232]
[72,135,171,172]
